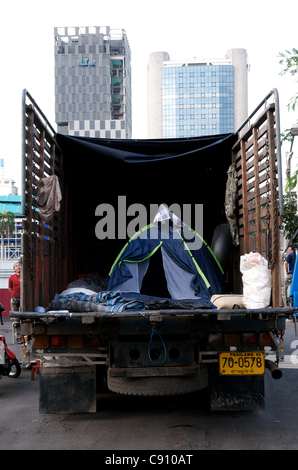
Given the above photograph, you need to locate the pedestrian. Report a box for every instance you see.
[8,261,21,311]
[285,246,295,299]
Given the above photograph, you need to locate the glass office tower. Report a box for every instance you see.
[162,64,234,138]
[147,49,248,139]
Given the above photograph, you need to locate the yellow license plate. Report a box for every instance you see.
[219,351,265,375]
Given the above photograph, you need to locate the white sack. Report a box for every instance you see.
[240,252,272,309]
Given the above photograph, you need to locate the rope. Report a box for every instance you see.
[148,327,167,365]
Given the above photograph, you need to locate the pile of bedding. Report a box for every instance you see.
[48,289,146,313]
[47,276,214,313]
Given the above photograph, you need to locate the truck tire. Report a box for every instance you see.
[211,223,233,275]
[107,366,208,396]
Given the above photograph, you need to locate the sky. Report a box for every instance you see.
[0,0,297,192]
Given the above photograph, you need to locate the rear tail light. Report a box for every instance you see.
[258,332,275,346]
[50,336,67,349]
[208,331,274,349]
[85,336,101,349]
[208,333,222,346]
[242,333,257,345]
[225,333,240,346]
[68,335,84,349]
[32,335,49,349]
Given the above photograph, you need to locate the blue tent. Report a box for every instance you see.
[108,206,227,304]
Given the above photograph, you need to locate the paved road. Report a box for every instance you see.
[1,317,298,451]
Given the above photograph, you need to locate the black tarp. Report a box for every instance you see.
[56,133,236,276]
[57,133,235,164]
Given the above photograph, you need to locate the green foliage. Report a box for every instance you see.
[279,48,298,240]
[281,128,295,145]
[279,48,298,146]
[0,211,15,236]
[285,173,298,193]
[278,48,298,112]
[279,47,298,75]
[283,192,298,240]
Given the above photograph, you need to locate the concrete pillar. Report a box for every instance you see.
[147,51,170,138]
[226,48,248,131]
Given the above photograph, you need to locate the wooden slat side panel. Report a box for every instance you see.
[233,103,282,307]
[253,127,262,254]
[22,93,68,312]
[267,109,282,307]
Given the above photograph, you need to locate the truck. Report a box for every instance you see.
[10,88,297,413]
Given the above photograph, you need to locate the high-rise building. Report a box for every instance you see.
[54,26,132,139]
[147,49,248,139]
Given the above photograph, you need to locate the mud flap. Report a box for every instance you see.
[209,369,265,411]
[39,366,97,414]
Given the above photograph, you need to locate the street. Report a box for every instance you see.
[1,316,298,451]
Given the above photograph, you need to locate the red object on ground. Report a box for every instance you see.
[0,288,13,317]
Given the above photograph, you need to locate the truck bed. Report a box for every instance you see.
[11,306,297,319]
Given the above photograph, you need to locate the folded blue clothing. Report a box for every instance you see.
[121,291,214,309]
[48,290,146,313]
